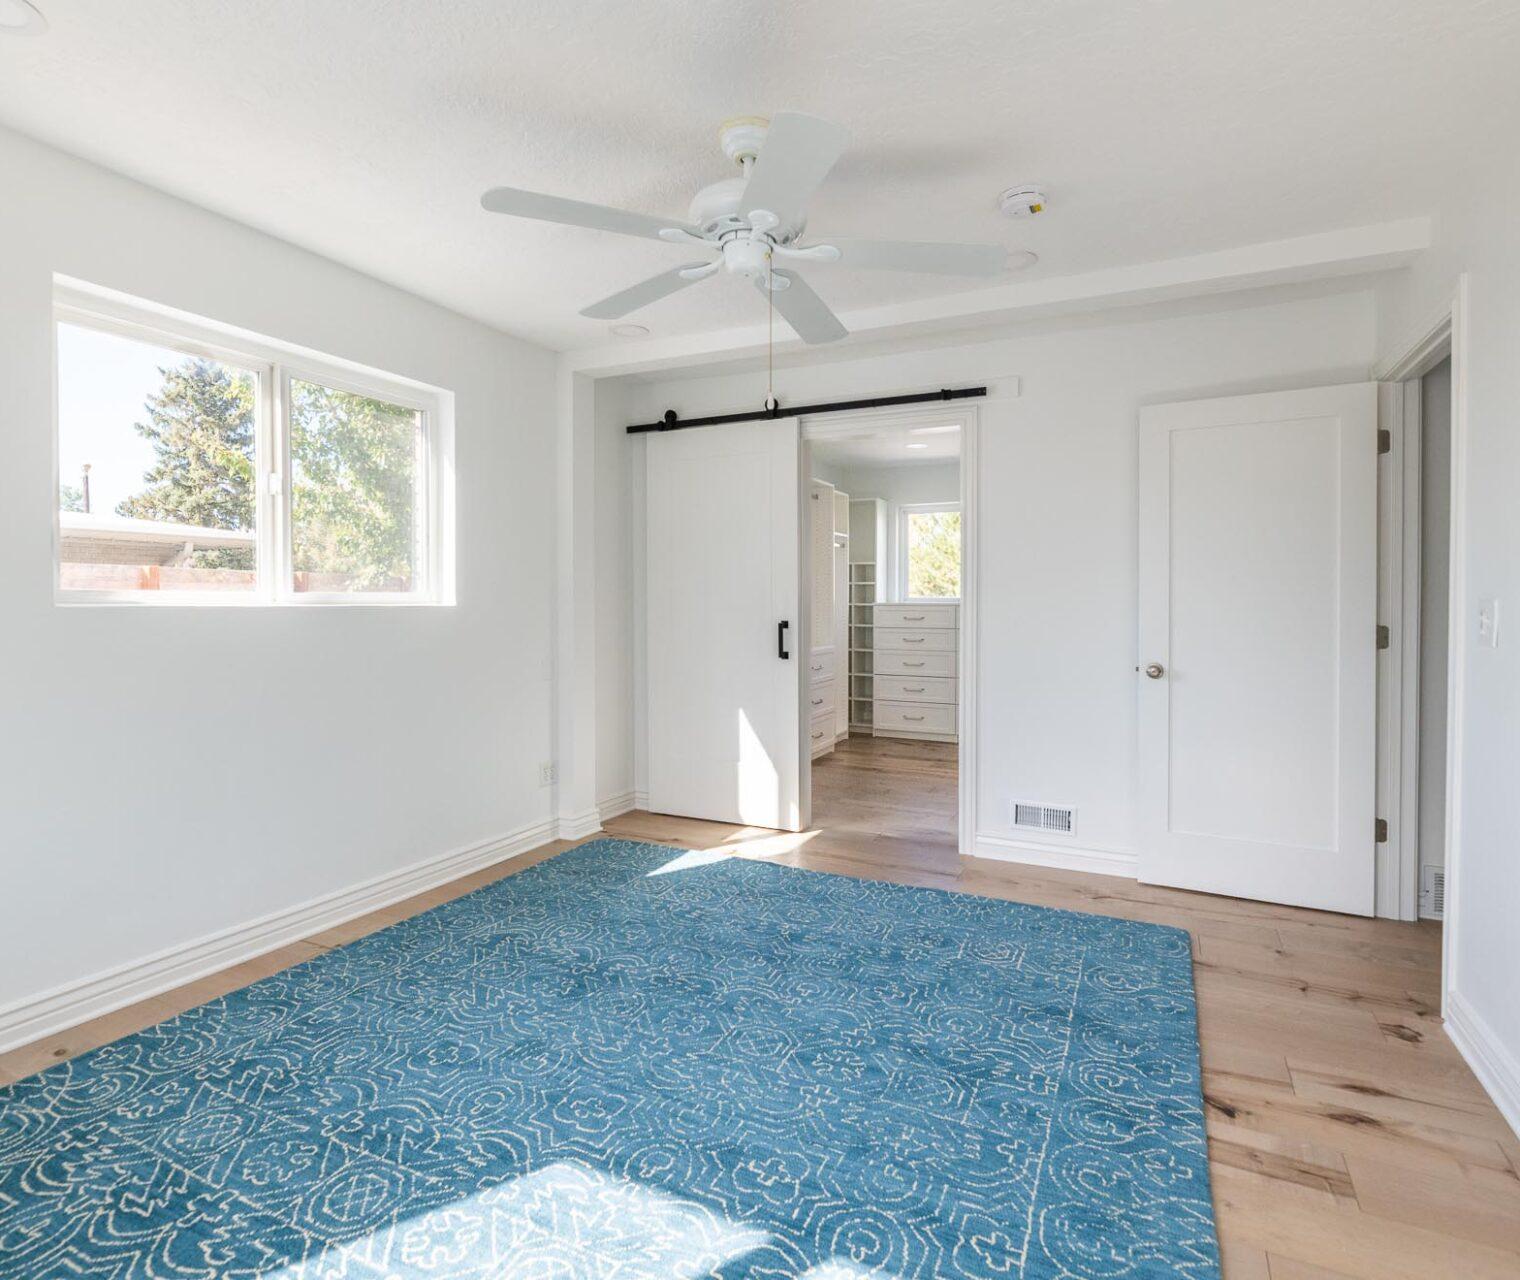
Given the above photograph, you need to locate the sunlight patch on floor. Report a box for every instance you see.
[648,828,820,874]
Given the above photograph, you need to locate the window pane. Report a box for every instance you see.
[56,322,258,593]
[906,509,961,598]
[289,379,421,594]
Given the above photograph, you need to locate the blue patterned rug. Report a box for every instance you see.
[0,838,1218,1279]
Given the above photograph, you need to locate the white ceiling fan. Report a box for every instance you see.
[481,114,1029,344]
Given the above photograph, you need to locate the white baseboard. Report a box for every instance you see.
[1444,988,1520,1140]
[972,832,1138,879]
[597,790,639,822]
[557,808,604,840]
[0,815,559,1056]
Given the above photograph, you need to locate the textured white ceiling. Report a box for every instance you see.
[1,1,1515,351]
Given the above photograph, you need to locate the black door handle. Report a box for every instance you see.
[778,620,790,659]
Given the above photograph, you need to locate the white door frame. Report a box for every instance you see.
[1374,278,1468,974]
[799,404,979,858]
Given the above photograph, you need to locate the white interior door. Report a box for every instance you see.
[1138,384,1378,914]
[646,419,803,830]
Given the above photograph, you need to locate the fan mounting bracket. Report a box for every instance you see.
[719,116,770,167]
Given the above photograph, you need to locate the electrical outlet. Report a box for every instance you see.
[539,762,558,787]
[1478,597,1500,649]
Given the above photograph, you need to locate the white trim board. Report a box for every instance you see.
[567,219,1431,377]
[557,808,605,840]
[973,833,1138,880]
[597,790,641,822]
[0,815,559,1056]
[1444,990,1520,1140]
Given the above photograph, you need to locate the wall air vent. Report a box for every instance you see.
[1421,865,1445,919]
[1012,801,1076,837]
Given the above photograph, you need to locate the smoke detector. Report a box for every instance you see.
[998,186,1046,218]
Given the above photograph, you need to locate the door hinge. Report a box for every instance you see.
[1375,817,1388,843]
[1378,428,1392,455]
[1377,624,1390,650]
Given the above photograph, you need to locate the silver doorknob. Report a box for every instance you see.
[1144,663,1165,679]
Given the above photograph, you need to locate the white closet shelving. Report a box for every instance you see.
[848,562,877,731]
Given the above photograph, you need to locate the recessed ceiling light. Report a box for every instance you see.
[0,0,47,34]
[905,442,930,450]
[609,323,650,338]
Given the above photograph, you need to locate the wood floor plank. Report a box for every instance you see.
[1213,1163,1520,1280]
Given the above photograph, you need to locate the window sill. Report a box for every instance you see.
[54,590,453,608]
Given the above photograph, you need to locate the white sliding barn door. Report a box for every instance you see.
[1137,384,1378,914]
[646,419,803,830]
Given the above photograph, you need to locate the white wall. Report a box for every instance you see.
[599,289,1377,865]
[0,126,559,1020]
[826,462,960,603]
[1375,157,1520,1133]
[1418,357,1451,881]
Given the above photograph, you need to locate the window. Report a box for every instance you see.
[899,502,961,601]
[54,289,449,604]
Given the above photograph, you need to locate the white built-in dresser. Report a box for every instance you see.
[870,602,959,741]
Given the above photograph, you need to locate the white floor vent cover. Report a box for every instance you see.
[1012,801,1076,837]
[1421,865,1445,919]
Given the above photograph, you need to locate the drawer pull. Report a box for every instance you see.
[811,729,825,740]
[903,686,925,692]
[904,714,925,722]
[811,663,824,672]
[903,614,926,621]
[903,661,926,668]
[903,637,926,644]
[811,697,824,706]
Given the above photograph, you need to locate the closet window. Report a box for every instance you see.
[899,502,961,601]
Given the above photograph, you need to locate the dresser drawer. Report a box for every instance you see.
[873,650,957,677]
[876,627,956,652]
[806,652,834,685]
[874,675,956,704]
[874,700,957,735]
[806,678,836,717]
[874,604,957,630]
[809,708,835,755]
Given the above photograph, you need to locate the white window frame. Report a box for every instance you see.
[897,501,963,604]
[53,282,453,607]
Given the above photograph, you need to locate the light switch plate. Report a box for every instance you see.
[1478,597,1500,648]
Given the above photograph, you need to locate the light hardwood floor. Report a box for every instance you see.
[3,735,1517,1278]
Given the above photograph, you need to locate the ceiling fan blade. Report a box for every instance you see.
[481,187,699,242]
[757,270,848,344]
[740,113,850,230]
[580,264,713,320]
[819,237,1010,276]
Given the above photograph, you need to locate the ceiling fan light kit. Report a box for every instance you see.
[481,113,1034,345]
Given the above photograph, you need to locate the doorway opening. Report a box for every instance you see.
[801,410,970,869]
[1377,335,1456,924]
